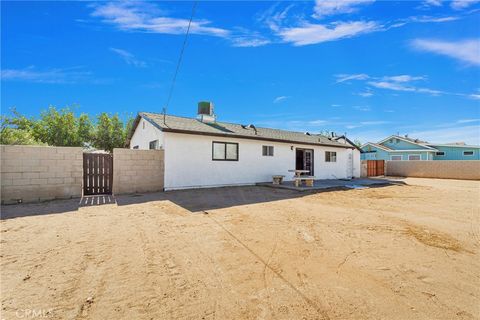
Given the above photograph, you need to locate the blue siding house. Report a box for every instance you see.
[361,135,480,161]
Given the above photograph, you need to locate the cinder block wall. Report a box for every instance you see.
[1,145,83,204]
[112,148,164,194]
[386,160,480,180]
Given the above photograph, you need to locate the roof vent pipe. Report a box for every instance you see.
[247,124,257,135]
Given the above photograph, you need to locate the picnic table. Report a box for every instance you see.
[289,170,315,187]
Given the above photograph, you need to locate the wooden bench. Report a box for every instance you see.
[294,176,315,187]
[272,175,285,185]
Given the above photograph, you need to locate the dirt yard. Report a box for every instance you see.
[1,178,479,320]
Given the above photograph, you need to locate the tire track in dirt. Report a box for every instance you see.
[71,217,111,320]
[128,212,163,318]
[141,211,220,320]
[205,212,332,320]
[45,214,111,320]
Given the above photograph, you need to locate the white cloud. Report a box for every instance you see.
[368,81,416,92]
[411,39,480,66]
[260,2,460,48]
[383,75,426,82]
[93,2,272,48]
[457,118,480,123]
[410,15,459,23]
[278,21,379,46]
[273,96,289,103]
[1,67,92,84]
[411,125,480,145]
[451,0,480,10]
[336,73,426,84]
[364,74,427,92]
[353,105,371,112]
[360,121,390,125]
[313,0,375,18]
[336,73,478,98]
[368,81,445,95]
[91,2,229,37]
[110,48,146,67]
[231,36,271,48]
[424,0,443,6]
[308,119,329,125]
[345,120,388,129]
[358,91,373,97]
[257,3,295,32]
[335,73,369,83]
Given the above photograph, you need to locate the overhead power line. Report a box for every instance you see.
[163,1,198,116]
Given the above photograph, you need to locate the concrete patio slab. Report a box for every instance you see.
[257,177,405,191]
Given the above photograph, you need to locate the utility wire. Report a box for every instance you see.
[163,0,198,118]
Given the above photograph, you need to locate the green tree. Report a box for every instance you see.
[32,107,83,146]
[353,139,362,147]
[1,107,132,151]
[0,109,42,145]
[93,113,128,152]
[77,113,93,145]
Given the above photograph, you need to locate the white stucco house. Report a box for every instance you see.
[127,102,361,191]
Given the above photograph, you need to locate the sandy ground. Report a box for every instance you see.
[1,177,479,320]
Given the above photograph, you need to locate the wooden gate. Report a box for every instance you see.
[83,153,113,195]
[367,160,385,177]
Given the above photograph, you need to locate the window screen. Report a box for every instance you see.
[262,146,274,156]
[408,155,421,160]
[325,151,337,162]
[212,142,238,161]
[226,143,238,160]
[464,151,474,156]
[391,155,402,161]
[435,152,445,156]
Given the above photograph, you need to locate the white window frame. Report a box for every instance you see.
[262,145,274,156]
[408,154,421,161]
[435,151,445,156]
[390,155,402,161]
[463,150,474,156]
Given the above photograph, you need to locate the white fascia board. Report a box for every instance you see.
[389,149,437,152]
[428,144,480,148]
[361,142,391,152]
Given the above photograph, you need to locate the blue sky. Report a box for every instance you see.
[2,0,480,144]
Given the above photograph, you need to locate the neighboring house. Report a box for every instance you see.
[127,102,361,190]
[361,135,480,161]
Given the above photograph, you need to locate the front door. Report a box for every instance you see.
[295,148,314,176]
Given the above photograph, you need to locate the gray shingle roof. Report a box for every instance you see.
[138,112,351,148]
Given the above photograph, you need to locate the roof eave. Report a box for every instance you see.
[161,128,353,149]
[378,135,435,150]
